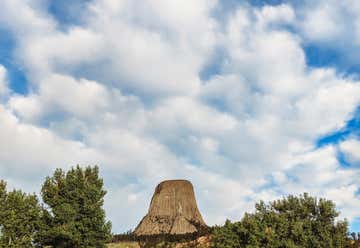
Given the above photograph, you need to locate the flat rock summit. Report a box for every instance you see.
[134,180,207,235]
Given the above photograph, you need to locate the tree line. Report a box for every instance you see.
[111,192,360,248]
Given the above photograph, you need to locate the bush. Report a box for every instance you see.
[212,193,348,248]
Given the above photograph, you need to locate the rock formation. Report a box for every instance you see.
[134,180,207,235]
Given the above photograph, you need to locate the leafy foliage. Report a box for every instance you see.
[212,193,349,248]
[0,180,42,248]
[37,165,112,248]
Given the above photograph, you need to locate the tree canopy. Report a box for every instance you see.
[37,165,112,248]
[212,193,349,248]
[0,180,42,248]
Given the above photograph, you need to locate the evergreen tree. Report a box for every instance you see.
[37,165,112,248]
[0,180,41,248]
[212,193,348,248]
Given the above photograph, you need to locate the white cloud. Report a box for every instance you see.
[256,4,295,26]
[296,0,360,64]
[294,76,360,137]
[0,0,55,37]
[0,105,104,176]
[39,74,110,116]
[83,0,218,96]
[340,139,360,164]
[8,74,112,122]
[147,97,237,137]
[23,27,106,76]
[299,3,345,42]
[273,145,360,220]
[1,0,218,96]
[223,7,307,97]
[8,95,43,122]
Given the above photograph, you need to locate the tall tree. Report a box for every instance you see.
[37,165,112,248]
[0,180,41,248]
[212,193,348,248]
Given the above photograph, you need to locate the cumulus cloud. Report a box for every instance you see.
[0,0,359,233]
[0,105,104,182]
[299,2,346,42]
[81,0,218,96]
[8,74,112,122]
[2,0,218,96]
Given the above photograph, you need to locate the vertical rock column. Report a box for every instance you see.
[134,180,207,235]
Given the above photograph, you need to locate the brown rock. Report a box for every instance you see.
[134,180,206,235]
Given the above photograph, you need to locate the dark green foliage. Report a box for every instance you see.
[112,225,212,248]
[37,165,112,248]
[212,193,349,248]
[112,229,211,243]
[0,180,42,248]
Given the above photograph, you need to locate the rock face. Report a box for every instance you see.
[134,180,206,235]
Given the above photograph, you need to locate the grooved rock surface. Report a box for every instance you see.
[134,180,206,235]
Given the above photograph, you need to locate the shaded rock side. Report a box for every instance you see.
[134,180,206,235]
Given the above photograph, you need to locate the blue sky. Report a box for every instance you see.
[0,28,29,95]
[0,0,359,233]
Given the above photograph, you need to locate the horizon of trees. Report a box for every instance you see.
[1,165,360,248]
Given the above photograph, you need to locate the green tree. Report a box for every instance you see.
[212,193,348,248]
[37,165,112,248]
[0,180,42,248]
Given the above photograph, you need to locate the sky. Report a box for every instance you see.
[0,0,359,233]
